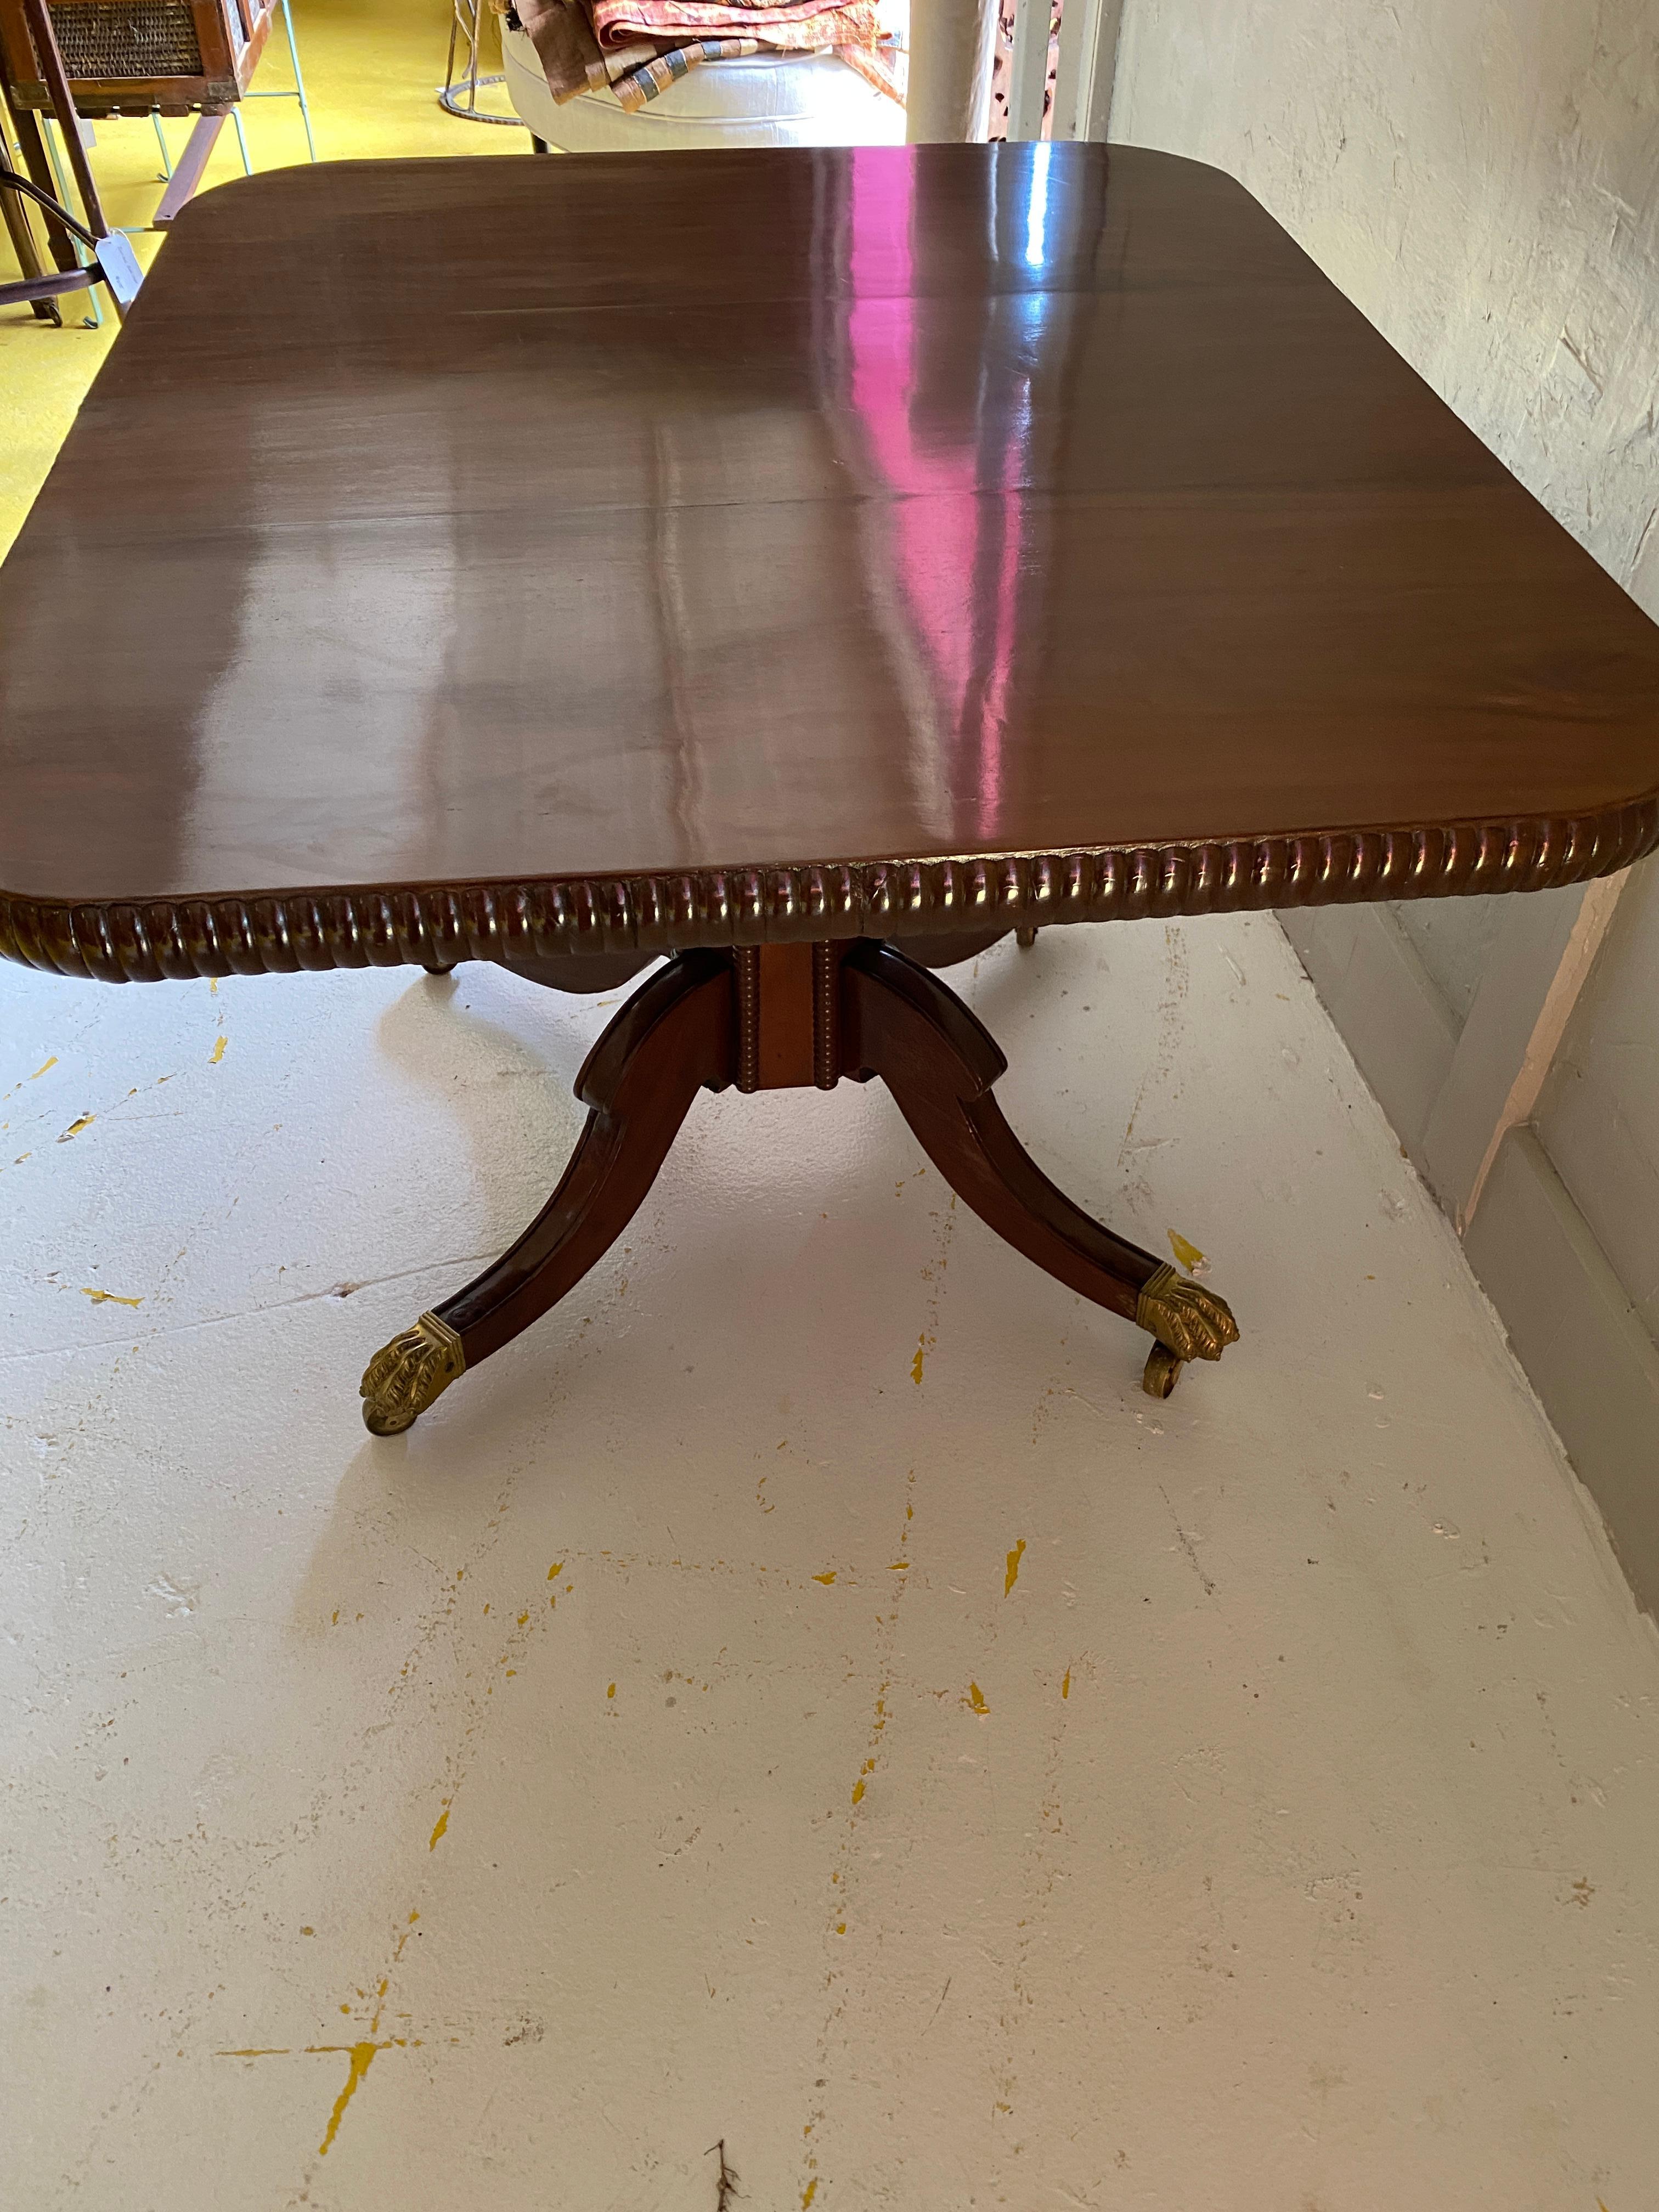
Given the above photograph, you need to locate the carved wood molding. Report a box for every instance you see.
[3,801,1655,984]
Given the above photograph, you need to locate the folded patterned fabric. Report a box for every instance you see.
[507,0,894,111]
[591,0,878,47]
[509,0,603,102]
[609,38,762,110]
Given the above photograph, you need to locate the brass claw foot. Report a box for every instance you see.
[361,1312,465,1435]
[1136,1265,1239,1397]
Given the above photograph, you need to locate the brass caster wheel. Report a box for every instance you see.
[1015,925,1039,949]
[361,1312,465,1435]
[422,960,457,976]
[1143,1341,1184,1398]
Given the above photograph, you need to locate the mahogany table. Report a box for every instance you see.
[3,146,1657,1434]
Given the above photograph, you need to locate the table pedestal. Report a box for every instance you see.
[360,939,1239,1435]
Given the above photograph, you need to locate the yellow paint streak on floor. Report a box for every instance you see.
[966,1682,989,1714]
[317,2040,380,2156]
[812,1570,837,1584]
[311,1920,421,2153]
[81,1287,142,1306]
[1169,1230,1205,1272]
[1061,1667,1071,1699]
[210,1036,228,1065]
[428,1802,451,1850]
[30,1057,57,1080]
[1005,1538,1026,1595]
[58,1116,94,1141]
[802,2182,817,2208]
[910,1335,928,1384]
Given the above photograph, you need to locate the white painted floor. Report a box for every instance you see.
[4,915,1657,2210]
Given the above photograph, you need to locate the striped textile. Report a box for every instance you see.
[591,0,877,46]
[612,35,761,106]
[510,0,898,112]
[585,38,659,89]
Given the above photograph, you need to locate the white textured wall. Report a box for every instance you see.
[1110,0,1659,618]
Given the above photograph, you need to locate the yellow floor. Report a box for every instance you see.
[1,0,525,556]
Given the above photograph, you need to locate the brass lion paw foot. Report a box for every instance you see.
[1135,1264,1239,1398]
[360,1312,466,1435]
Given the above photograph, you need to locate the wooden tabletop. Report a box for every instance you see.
[3,145,1657,983]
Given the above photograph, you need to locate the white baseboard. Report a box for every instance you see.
[1278,904,1458,1161]
[1459,1128,1659,1615]
[1281,908,1659,1617]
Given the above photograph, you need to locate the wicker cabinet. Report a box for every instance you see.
[0,0,278,116]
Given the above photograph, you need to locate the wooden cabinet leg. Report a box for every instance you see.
[3,100,77,275]
[0,129,59,320]
[360,951,733,1432]
[841,940,1238,1387]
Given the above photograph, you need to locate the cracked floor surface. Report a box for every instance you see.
[4,917,1658,2208]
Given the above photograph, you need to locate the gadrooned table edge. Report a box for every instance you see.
[4,799,1656,983]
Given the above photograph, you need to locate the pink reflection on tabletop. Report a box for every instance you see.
[843,147,1043,843]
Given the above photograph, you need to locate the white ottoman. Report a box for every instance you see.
[501,20,906,150]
